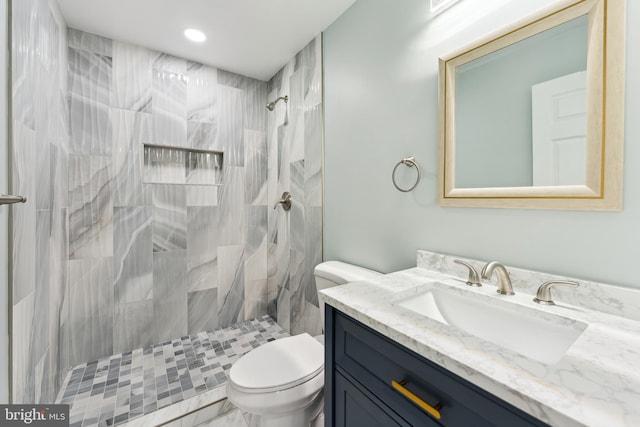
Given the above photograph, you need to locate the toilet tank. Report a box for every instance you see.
[314,261,382,328]
[314,261,382,292]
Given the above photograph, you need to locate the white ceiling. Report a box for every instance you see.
[56,0,357,81]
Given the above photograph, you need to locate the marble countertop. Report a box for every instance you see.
[319,267,640,427]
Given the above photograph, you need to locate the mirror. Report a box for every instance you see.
[455,15,588,189]
[438,0,625,210]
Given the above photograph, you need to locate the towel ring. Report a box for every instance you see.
[392,157,421,192]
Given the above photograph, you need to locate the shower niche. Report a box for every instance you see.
[142,144,224,186]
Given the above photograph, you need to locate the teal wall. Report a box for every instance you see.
[323,0,640,289]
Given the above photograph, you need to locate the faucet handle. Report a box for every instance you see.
[533,280,579,305]
[273,191,292,211]
[453,259,481,287]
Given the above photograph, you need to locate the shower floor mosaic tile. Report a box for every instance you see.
[56,316,289,427]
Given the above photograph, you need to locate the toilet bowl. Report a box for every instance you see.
[226,261,382,427]
[226,333,325,427]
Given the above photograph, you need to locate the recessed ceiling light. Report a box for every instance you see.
[184,28,206,43]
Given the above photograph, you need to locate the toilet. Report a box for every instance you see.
[226,261,382,427]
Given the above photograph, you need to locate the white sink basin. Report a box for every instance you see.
[393,283,587,364]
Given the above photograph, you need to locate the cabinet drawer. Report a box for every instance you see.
[330,308,548,427]
[334,372,415,427]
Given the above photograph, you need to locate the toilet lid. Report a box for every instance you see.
[228,333,324,393]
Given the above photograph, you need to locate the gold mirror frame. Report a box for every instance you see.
[438,0,625,210]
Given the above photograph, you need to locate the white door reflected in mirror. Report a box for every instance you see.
[532,71,587,186]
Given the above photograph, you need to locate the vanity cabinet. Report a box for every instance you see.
[324,306,549,427]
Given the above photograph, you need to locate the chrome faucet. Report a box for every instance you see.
[481,262,515,295]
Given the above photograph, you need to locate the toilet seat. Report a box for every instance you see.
[228,333,324,394]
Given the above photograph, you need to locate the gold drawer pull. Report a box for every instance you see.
[391,380,442,420]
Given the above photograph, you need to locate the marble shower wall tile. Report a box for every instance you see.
[304,207,323,307]
[243,77,268,132]
[305,37,323,109]
[288,68,306,162]
[266,89,280,247]
[267,36,324,334]
[277,124,291,194]
[11,0,36,129]
[35,133,51,210]
[304,105,323,207]
[152,184,187,251]
[34,10,62,135]
[154,53,186,74]
[13,294,36,403]
[218,166,245,246]
[295,37,317,97]
[245,129,268,206]
[275,207,290,291]
[50,144,68,210]
[48,206,68,395]
[111,41,154,112]
[290,160,305,253]
[33,352,48,405]
[289,249,306,335]
[218,245,245,325]
[187,206,218,292]
[187,289,219,334]
[153,251,188,342]
[113,299,155,354]
[187,61,217,122]
[33,211,52,365]
[188,120,218,150]
[112,109,151,207]
[245,207,268,319]
[244,279,268,322]
[68,28,112,57]
[187,185,218,207]
[68,47,112,156]
[68,154,113,259]
[217,85,244,166]
[288,160,305,329]
[276,286,291,332]
[114,207,153,304]
[266,241,279,321]
[29,278,53,401]
[12,121,37,304]
[68,257,114,366]
[245,207,268,280]
[152,55,187,147]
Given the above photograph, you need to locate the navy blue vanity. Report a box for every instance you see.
[324,305,549,427]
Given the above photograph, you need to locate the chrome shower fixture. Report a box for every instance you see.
[266,95,288,111]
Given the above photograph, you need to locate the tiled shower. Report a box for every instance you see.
[10,0,323,405]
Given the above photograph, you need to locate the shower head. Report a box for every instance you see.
[266,95,288,111]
